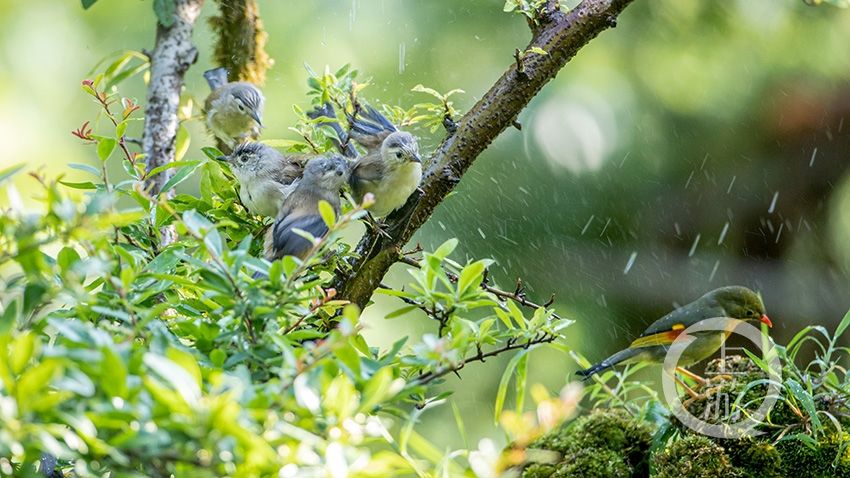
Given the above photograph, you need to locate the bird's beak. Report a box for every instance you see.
[759,314,773,328]
[215,155,228,162]
[249,110,263,126]
[410,152,421,164]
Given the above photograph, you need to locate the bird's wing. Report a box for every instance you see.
[268,212,328,260]
[629,300,724,349]
[349,155,385,198]
[348,106,397,153]
[271,158,304,187]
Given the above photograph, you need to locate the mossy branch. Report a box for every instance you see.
[209,0,272,84]
[335,0,635,308]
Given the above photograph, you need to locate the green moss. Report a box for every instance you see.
[775,432,850,478]
[523,409,653,478]
[652,435,738,478]
[722,437,782,478]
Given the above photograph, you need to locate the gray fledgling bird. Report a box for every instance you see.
[347,106,422,218]
[217,142,304,218]
[203,67,264,148]
[264,155,350,261]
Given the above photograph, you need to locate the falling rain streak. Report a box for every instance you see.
[718,222,730,246]
[688,234,701,257]
[399,42,406,74]
[623,252,638,275]
[768,192,779,214]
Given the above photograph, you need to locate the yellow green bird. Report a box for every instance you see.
[577,286,772,387]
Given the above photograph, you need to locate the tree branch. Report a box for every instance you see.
[411,333,557,386]
[142,0,203,242]
[209,0,272,84]
[396,256,566,323]
[335,0,635,308]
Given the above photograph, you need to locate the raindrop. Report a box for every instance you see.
[809,147,818,167]
[718,222,730,245]
[684,170,695,189]
[349,0,357,30]
[623,251,638,275]
[726,175,737,194]
[599,218,611,237]
[398,42,406,74]
[775,222,784,244]
[768,192,779,214]
[688,234,701,257]
[477,228,486,239]
[581,215,594,235]
[708,260,720,282]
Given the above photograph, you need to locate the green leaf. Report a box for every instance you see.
[494,348,529,424]
[835,308,850,339]
[201,146,225,161]
[318,200,336,227]
[0,163,25,184]
[97,137,117,162]
[81,0,97,9]
[174,124,190,162]
[785,378,822,432]
[16,360,62,413]
[432,238,458,260]
[144,353,201,406]
[457,260,490,297]
[57,247,81,274]
[69,163,101,177]
[153,0,176,27]
[101,347,128,398]
[166,347,202,389]
[159,161,202,195]
[59,181,97,190]
[10,332,36,375]
[528,46,548,56]
[385,305,419,320]
[514,351,528,413]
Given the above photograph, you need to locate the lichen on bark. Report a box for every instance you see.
[208,0,272,84]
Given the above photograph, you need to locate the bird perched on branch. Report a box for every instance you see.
[577,286,772,394]
[203,67,264,149]
[216,142,303,218]
[346,106,422,218]
[264,155,350,261]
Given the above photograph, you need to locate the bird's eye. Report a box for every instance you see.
[240,155,248,163]
[395,152,403,159]
[236,103,245,111]
[746,310,754,317]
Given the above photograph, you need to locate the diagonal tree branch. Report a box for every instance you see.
[336,0,635,308]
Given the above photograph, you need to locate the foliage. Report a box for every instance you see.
[0,55,573,477]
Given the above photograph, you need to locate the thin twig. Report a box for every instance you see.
[397,256,568,323]
[412,333,556,386]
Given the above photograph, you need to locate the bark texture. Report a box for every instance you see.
[142,0,204,198]
[210,0,272,84]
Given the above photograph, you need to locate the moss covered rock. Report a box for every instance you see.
[523,409,653,478]
[652,435,738,478]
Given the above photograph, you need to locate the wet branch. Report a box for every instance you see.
[411,333,557,386]
[335,0,636,308]
[396,256,566,324]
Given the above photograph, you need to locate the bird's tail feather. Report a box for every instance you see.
[576,348,642,381]
[204,67,229,90]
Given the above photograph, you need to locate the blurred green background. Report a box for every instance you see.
[1,0,849,450]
